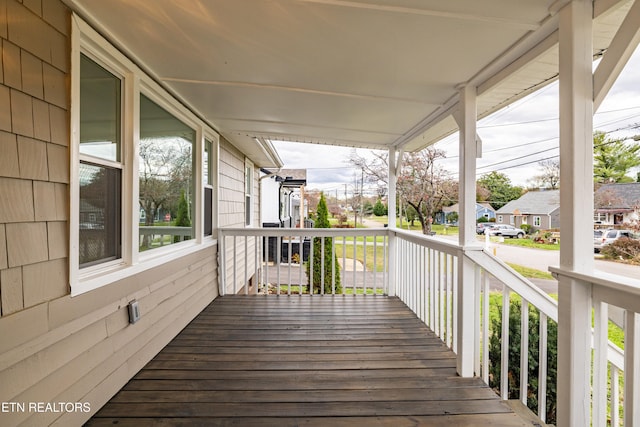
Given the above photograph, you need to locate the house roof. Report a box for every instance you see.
[262,168,307,187]
[595,182,640,209]
[442,203,495,213]
[496,190,560,215]
[68,0,633,161]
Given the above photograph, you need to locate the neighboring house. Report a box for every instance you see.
[260,169,307,229]
[0,4,281,426]
[594,182,640,225]
[496,190,561,230]
[438,203,495,224]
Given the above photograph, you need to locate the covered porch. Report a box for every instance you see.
[62,1,640,425]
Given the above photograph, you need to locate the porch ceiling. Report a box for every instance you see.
[68,0,632,165]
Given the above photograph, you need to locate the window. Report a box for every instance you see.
[71,16,220,295]
[139,95,195,251]
[510,216,515,225]
[78,54,122,267]
[533,216,541,227]
[204,138,214,236]
[245,159,254,226]
[497,215,503,223]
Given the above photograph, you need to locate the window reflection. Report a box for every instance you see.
[139,95,195,250]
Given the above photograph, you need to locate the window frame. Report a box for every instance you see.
[533,216,542,227]
[70,15,219,296]
[245,159,255,227]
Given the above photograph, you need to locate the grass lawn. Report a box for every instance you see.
[506,262,554,280]
[334,242,386,272]
[498,238,560,250]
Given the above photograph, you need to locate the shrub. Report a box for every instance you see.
[489,296,557,424]
[174,190,191,243]
[477,216,489,223]
[373,199,387,216]
[520,224,532,234]
[306,193,341,293]
[600,237,640,263]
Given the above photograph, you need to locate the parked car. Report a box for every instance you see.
[488,224,526,238]
[476,223,493,234]
[594,229,636,253]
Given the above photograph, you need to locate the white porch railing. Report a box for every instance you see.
[218,226,636,426]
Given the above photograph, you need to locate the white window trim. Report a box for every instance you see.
[534,216,542,227]
[497,215,503,223]
[70,14,219,296]
[245,158,255,227]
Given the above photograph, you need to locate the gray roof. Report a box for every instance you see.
[496,190,560,215]
[595,183,640,209]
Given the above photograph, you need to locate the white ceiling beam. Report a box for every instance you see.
[161,78,435,106]
[593,0,640,111]
[477,31,559,95]
[391,94,459,149]
[296,0,541,30]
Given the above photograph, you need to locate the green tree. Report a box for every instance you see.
[174,190,191,242]
[373,198,387,216]
[593,131,640,183]
[477,172,523,210]
[306,193,341,294]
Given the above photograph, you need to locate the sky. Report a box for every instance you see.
[272,45,640,197]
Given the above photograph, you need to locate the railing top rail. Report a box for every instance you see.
[219,227,389,238]
[467,249,559,322]
[390,228,463,256]
[549,267,640,298]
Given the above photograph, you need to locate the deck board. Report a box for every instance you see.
[87,295,531,426]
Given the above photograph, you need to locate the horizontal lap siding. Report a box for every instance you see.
[219,138,257,294]
[0,2,219,425]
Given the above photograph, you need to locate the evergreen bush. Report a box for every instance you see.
[306,193,341,293]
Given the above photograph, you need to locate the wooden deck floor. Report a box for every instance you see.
[87,296,533,426]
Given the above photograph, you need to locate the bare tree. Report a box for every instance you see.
[529,159,560,189]
[350,148,455,235]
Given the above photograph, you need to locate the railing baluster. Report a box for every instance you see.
[276,236,281,295]
[320,237,325,295]
[624,311,640,426]
[309,237,314,296]
[501,285,510,400]
[331,236,336,295]
[373,235,378,295]
[520,299,529,406]
[244,236,248,295]
[474,265,481,376]
[352,236,356,296]
[342,236,347,295]
[287,238,292,295]
[299,234,304,295]
[264,235,269,294]
[592,297,608,427]
[439,252,445,342]
[611,365,620,427]
[233,235,237,294]
[452,254,458,354]
[429,248,435,329]
[363,237,367,295]
[482,270,489,383]
[538,312,548,423]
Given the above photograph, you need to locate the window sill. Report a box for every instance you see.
[71,239,217,297]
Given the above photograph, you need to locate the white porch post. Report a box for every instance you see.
[455,84,478,377]
[557,1,594,426]
[387,146,397,296]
